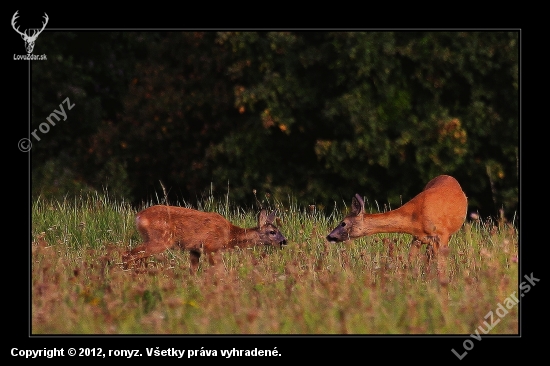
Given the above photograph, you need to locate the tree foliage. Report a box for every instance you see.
[31,31,519,220]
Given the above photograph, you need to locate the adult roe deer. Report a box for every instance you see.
[326,175,467,273]
[122,205,287,273]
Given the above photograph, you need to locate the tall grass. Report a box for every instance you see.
[31,193,519,334]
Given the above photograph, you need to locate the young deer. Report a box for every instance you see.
[326,175,467,274]
[122,205,287,273]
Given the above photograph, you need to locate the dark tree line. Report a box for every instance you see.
[31,31,519,221]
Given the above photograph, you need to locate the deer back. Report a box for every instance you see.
[136,205,232,252]
[326,175,467,242]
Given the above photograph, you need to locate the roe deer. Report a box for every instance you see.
[122,205,287,273]
[326,175,467,274]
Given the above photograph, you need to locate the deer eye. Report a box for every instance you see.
[269,230,276,235]
[340,222,346,227]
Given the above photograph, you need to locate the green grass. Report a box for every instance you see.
[31,193,519,334]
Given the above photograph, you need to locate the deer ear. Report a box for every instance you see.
[266,211,276,224]
[258,210,269,226]
[351,194,364,215]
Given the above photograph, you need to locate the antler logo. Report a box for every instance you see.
[11,10,49,54]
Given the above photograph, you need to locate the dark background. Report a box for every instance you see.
[27,28,518,222]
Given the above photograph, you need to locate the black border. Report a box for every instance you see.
[17,12,527,362]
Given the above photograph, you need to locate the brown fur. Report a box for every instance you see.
[122,205,287,273]
[326,175,467,272]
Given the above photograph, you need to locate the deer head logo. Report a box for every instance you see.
[11,11,49,54]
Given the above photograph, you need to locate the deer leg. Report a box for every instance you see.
[205,250,225,277]
[406,238,424,277]
[189,250,201,274]
[435,236,450,284]
[122,244,150,269]
[122,240,174,269]
[425,244,435,264]
[208,251,224,267]
[408,238,422,264]
[425,236,448,280]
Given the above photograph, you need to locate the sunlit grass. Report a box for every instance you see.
[31,193,519,334]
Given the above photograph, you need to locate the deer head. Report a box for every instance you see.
[12,11,49,54]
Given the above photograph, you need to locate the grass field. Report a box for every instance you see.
[31,193,519,334]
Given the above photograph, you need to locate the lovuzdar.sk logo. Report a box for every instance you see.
[12,10,48,61]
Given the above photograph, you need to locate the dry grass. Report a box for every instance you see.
[31,194,519,334]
